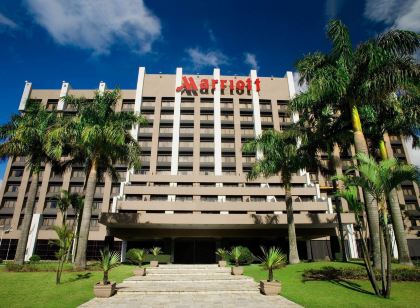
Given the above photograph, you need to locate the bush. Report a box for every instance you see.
[0,258,3,264]
[29,255,41,263]
[302,266,420,282]
[229,246,254,265]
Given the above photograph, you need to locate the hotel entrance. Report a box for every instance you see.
[174,238,216,264]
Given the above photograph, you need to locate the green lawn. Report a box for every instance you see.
[0,262,419,307]
[244,261,420,308]
[0,264,135,308]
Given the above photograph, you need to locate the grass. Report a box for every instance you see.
[0,263,135,308]
[0,261,419,307]
[244,261,420,308]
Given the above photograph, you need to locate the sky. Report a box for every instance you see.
[0,0,419,180]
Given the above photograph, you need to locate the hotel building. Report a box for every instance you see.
[0,67,419,263]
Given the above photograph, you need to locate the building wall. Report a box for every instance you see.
[0,67,419,260]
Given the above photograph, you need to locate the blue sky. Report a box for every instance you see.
[0,0,419,179]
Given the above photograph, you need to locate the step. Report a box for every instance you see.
[146,268,231,275]
[124,274,253,282]
[116,281,259,295]
[157,264,219,269]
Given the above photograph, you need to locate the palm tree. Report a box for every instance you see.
[48,89,146,269]
[337,186,380,295]
[243,129,314,264]
[99,248,121,285]
[51,225,74,284]
[55,190,72,226]
[257,246,286,282]
[293,98,353,262]
[359,87,420,265]
[339,153,420,298]
[292,19,420,268]
[0,101,60,265]
[70,194,84,263]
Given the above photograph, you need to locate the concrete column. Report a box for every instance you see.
[250,70,262,160]
[213,68,222,176]
[121,240,127,262]
[57,81,71,111]
[345,224,359,259]
[18,81,32,111]
[170,238,175,263]
[171,68,182,176]
[24,213,42,261]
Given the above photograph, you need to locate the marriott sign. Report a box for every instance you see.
[176,76,261,93]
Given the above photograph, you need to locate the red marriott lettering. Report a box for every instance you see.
[176,76,261,92]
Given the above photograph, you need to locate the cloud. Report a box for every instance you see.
[25,0,161,55]
[364,0,420,32]
[325,0,345,19]
[0,13,18,29]
[186,48,228,69]
[244,52,259,70]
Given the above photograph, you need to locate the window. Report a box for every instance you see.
[7,185,19,192]
[11,169,24,177]
[46,200,57,209]
[95,186,105,194]
[46,99,58,111]
[122,99,135,111]
[41,216,56,229]
[2,199,16,208]
[72,169,85,178]
[150,195,168,201]
[69,185,83,194]
[92,201,102,210]
[90,218,99,230]
[0,215,12,227]
[48,185,61,193]
[201,196,218,202]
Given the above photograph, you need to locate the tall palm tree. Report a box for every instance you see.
[243,129,314,264]
[336,186,380,295]
[47,89,146,269]
[0,101,60,265]
[359,86,420,265]
[70,194,84,263]
[339,153,420,298]
[292,19,420,268]
[293,97,353,262]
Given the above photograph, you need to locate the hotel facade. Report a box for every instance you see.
[0,67,419,263]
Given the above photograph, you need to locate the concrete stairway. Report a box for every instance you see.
[118,264,258,295]
[80,264,302,307]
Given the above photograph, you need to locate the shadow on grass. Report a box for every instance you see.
[65,272,92,283]
[328,278,374,295]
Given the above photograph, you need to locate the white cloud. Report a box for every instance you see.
[364,0,420,32]
[186,48,228,69]
[25,0,161,55]
[0,13,18,29]
[244,52,259,70]
[325,0,345,19]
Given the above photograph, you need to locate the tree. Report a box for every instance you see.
[0,101,60,265]
[243,129,314,264]
[47,89,146,269]
[337,186,380,295]
[257,246,286,282]
[70,194,84,263]
[99,248,120,285]
[359,85,420,265]
[338,153,420,298]
[292,97,353,262]
[51,225,74,284]
[292,19,420,268]
[55,190,72,226]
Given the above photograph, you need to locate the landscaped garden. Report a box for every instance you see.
[1,260,419,308]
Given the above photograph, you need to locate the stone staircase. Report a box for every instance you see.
[80,264,301,307]
[118,264,257,295]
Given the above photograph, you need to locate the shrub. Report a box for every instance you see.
[229,246,254,265]
[215,248,230,261]
[126,248,146,266]
[0,258,3,264]
[302,266,420,282]
[29,255,41,263]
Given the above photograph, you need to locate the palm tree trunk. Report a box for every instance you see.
[285,179,300,264]
[379,139,412,266]
[350,104,381,269]
[14,172,39,265]
[268,268,273,282]
[384,224,392,298]
[74,162,97,270]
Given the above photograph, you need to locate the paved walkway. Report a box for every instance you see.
[80,264,301,308]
